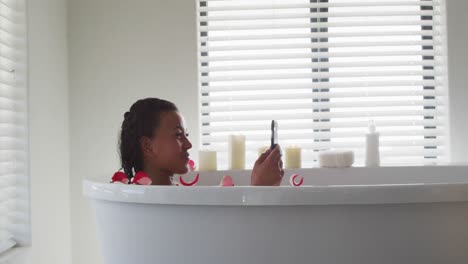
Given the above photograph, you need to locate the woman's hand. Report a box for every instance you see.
[251,145,284,186]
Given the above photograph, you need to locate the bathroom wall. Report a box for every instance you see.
[445,0,468,163]
[28,0,71,263]
[66,1,467,264]
[67,0,198,263]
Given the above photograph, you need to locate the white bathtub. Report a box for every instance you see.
[84,166,468,264]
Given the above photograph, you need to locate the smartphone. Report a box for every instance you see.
[270,120,278,149]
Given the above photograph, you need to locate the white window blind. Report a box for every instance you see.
[197,0,448,169]
[0,0,29,255]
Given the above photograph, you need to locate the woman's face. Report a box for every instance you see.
[143,111,193,175]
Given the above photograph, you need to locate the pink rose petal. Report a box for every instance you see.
[289,174,304,187]
[188,159,196,172]
[112,171,128,183]
[119,178,129,184]
[135,176,152,185]
[133,171,151,185]
[220,175,234,187]
[179,173,200,186]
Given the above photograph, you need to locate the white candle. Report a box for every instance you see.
[228,134,245,170]
[198,150,217,171]
[365,121,380,167]
[257,146,269,157]
[285,145,301,169]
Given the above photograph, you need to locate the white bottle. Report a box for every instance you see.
[365,120,380,167]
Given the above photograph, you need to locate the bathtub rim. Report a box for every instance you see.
[83,165,468,206]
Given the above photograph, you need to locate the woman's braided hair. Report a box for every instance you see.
[119,98,178,180]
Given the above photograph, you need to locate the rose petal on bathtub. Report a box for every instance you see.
[290,174,304,187]
[179,173,200,186]
[133,171,151,185]
[119,178,129,184]
[188,159,196,172]
[112,181,124,184]
[220,175,234,187]
[135,176,152,185]
[111,171,128,184]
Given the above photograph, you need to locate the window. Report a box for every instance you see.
[197,0,447,169]
[0,0,29,255]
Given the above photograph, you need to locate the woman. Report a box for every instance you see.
[119,97,284,186]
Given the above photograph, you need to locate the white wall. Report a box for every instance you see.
[445,0,468,163]
[67,0,198,263]
[28,0,71,263]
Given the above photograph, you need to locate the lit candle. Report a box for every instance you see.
[198,150,217,171]
[285,145,301,169]
[228,134,245,170]
[257,146,269,157]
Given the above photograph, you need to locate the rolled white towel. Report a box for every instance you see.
[318,150,354,168]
